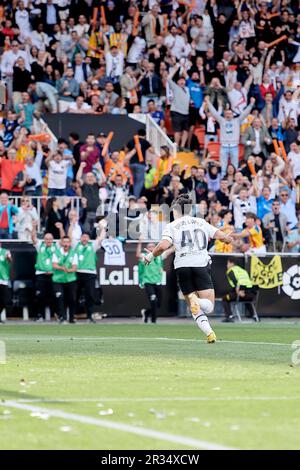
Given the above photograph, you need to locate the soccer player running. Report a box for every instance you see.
[74,225,107,323]
[0,242,12,322]
[144,194,233,343]
[52,236,78,324]
[32,232,57,321]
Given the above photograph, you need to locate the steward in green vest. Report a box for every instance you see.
[0,245,11,284]
[136,239,163,324]
[0,244,11,321]
[52,236,78,324]
[32,232,58,321]
[222,258,256,323]
[74,231,106,323]
[226,265,253,290]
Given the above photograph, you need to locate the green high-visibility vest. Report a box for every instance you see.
[138,256,163,285]
[75,242,97,272]
[35,242,58,274]
[0,248,10,281]
[226,265,253,289]
[52,249,77,284]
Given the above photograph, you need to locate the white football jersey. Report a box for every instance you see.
[162,215,218,269]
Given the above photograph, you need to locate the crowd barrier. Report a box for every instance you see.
[1,241,299,319]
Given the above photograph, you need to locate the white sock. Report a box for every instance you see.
[198,298,214,314]
[195,312,213,336]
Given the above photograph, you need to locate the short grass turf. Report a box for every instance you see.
[1,322,300,450]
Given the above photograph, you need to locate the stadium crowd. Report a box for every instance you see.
[0,0,299,255]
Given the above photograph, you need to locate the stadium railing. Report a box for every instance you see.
[145,114,177,157]
[6,196,82,233]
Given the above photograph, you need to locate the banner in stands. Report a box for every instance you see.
[3,242,300,317]
[43,114,145,152]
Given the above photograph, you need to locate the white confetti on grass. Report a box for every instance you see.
[30,412,49,420]
[60,426,72,432]
[187,417,200,423]
[99,408,113,416]
[229,424,240,431]
[149,408,166,419]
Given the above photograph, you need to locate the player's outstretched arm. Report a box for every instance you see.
[144,239,172,265]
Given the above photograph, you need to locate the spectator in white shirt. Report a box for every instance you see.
[288,142,300,179]
[105,45,124,82]
[46,150,75,196]
[68,96,92,113]
[227,75,252,116]
[127,35,146,67]
[279,189,298,229]
[164,26,186,60]
[231,187,257,230]
[190,15,213,53]
[1,41,31,108]
[31,23,50,51]
[278,89,300,123]
[15,1,31,41]
[73,15,90,38]
[15,196,39,242]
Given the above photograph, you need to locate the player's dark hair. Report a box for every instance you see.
[171,194,193,215]
[245,212,256,220]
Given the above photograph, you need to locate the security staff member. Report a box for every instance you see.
[222,258,256,322]
[136,238,174,324]
[52,236,78,324]
[0,243,11,321]
[32,232,57,321]
[74,228,106,323]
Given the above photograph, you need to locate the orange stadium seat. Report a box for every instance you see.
[194,127,205,148]
[206,142,220,160]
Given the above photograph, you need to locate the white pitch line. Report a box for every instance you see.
[15,396,300,404]
[0,401,233,450]
[0,335,291,347]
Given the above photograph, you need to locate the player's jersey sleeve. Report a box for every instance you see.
[161,223,173,244]
[201,219,219,239]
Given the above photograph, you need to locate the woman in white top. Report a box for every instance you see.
[256,158,287,199]
[16,197,39,242]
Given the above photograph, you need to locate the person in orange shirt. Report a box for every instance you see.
[105,151,132,185]
[214,209,234,253]
[0,148,25,195]
[232,212,266,254]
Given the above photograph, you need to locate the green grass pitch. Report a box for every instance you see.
[1,322,300,450]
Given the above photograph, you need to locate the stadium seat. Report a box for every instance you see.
[239,143,245,161]
[176,151,200,170]
[231,288,260,323]
[164,107,174,136]
[194,127,205,148]
[206,142,220,160]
